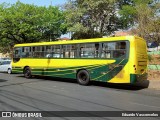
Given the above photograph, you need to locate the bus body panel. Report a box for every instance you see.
[12,58,129,83]
[128,36,148,83]
[12,36,148,84]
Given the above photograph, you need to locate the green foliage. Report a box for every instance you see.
[118,0,160,44]
[0,38,13,53]
[65,0,119,39]
[72,30,102,39]
[119,5,136,29]
[0,0,159,54]
[148,54,153,62]
[117,0,134,9]
[0,1,67,53]
[118,0,159,29]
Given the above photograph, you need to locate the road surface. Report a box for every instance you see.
[0,73,160,120]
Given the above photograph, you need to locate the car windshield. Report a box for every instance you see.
[0,61,11,65]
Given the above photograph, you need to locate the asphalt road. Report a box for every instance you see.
[0,73,160,120]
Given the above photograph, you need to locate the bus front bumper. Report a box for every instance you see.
[130,73,148,84]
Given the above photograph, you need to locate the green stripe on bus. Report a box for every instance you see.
[12,58,128,82]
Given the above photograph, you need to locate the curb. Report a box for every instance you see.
[148,80,160,90]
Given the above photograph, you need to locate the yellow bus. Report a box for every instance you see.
[12,36,148,85]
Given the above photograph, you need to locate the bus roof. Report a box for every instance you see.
[14,36,142,47]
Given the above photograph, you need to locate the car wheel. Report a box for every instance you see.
[7,68,12,74]
[77,70,90,85]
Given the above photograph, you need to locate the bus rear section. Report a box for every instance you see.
[130,37,148,84]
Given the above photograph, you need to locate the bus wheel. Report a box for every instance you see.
[77,70,90,85]
[24,67,32,78]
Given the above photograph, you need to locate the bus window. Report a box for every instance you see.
[102,42,127,58]
[62,45,70,58]
[45,46,52,58]
[113,50,126,58]
[21,47,31,58]
[116,42,126,49]
[95,43,100,58]
[101,43,114,58]
[32,46,44,58]
[113,42,126,58]
[52,45,61,58]
[79,43,98,58]
[62,45,76,58]
[14,48,21,58]
[70,45,76,58]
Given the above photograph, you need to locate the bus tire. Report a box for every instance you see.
[77,70,90,85]
[24,67,32,78]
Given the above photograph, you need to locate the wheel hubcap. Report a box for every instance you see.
[79,73,87,81]
[25,70,30,77]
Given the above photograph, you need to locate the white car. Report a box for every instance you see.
[0,60,12,74]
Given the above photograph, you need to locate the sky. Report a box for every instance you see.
[0,0,67,7]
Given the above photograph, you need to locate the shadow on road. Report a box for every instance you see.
[91,80,149,91]
[35,75,77,84]
[0,79,7,82]
[28,75,150,91]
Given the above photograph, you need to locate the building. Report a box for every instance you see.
[114,31,133,36]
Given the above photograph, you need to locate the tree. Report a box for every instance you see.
[119,0,160,43]
[0,1,67,53]
[0,38,12,54]
[117,0,134,9]
[135,0,160,43]
[64,0,119,39]
[118,0,136,29]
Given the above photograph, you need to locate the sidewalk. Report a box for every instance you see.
[147,70,160,90]
[148,80,160,90]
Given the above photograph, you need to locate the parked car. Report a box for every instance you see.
[0,60,12,74]
[0,58,11,61]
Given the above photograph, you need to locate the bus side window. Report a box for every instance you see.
[52,45,61,58]
[101,43,112,58]
[119,42,126,49]
[102,42,127,58]
[113,42,126,58]
[45,46,52,58]
[71,45,76,58]
[95,43,99,58]
[61,45,76,58]
[79,44,95,58]
[32,46,41,58]
[62,45,68,58]
[21,47,32,58]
